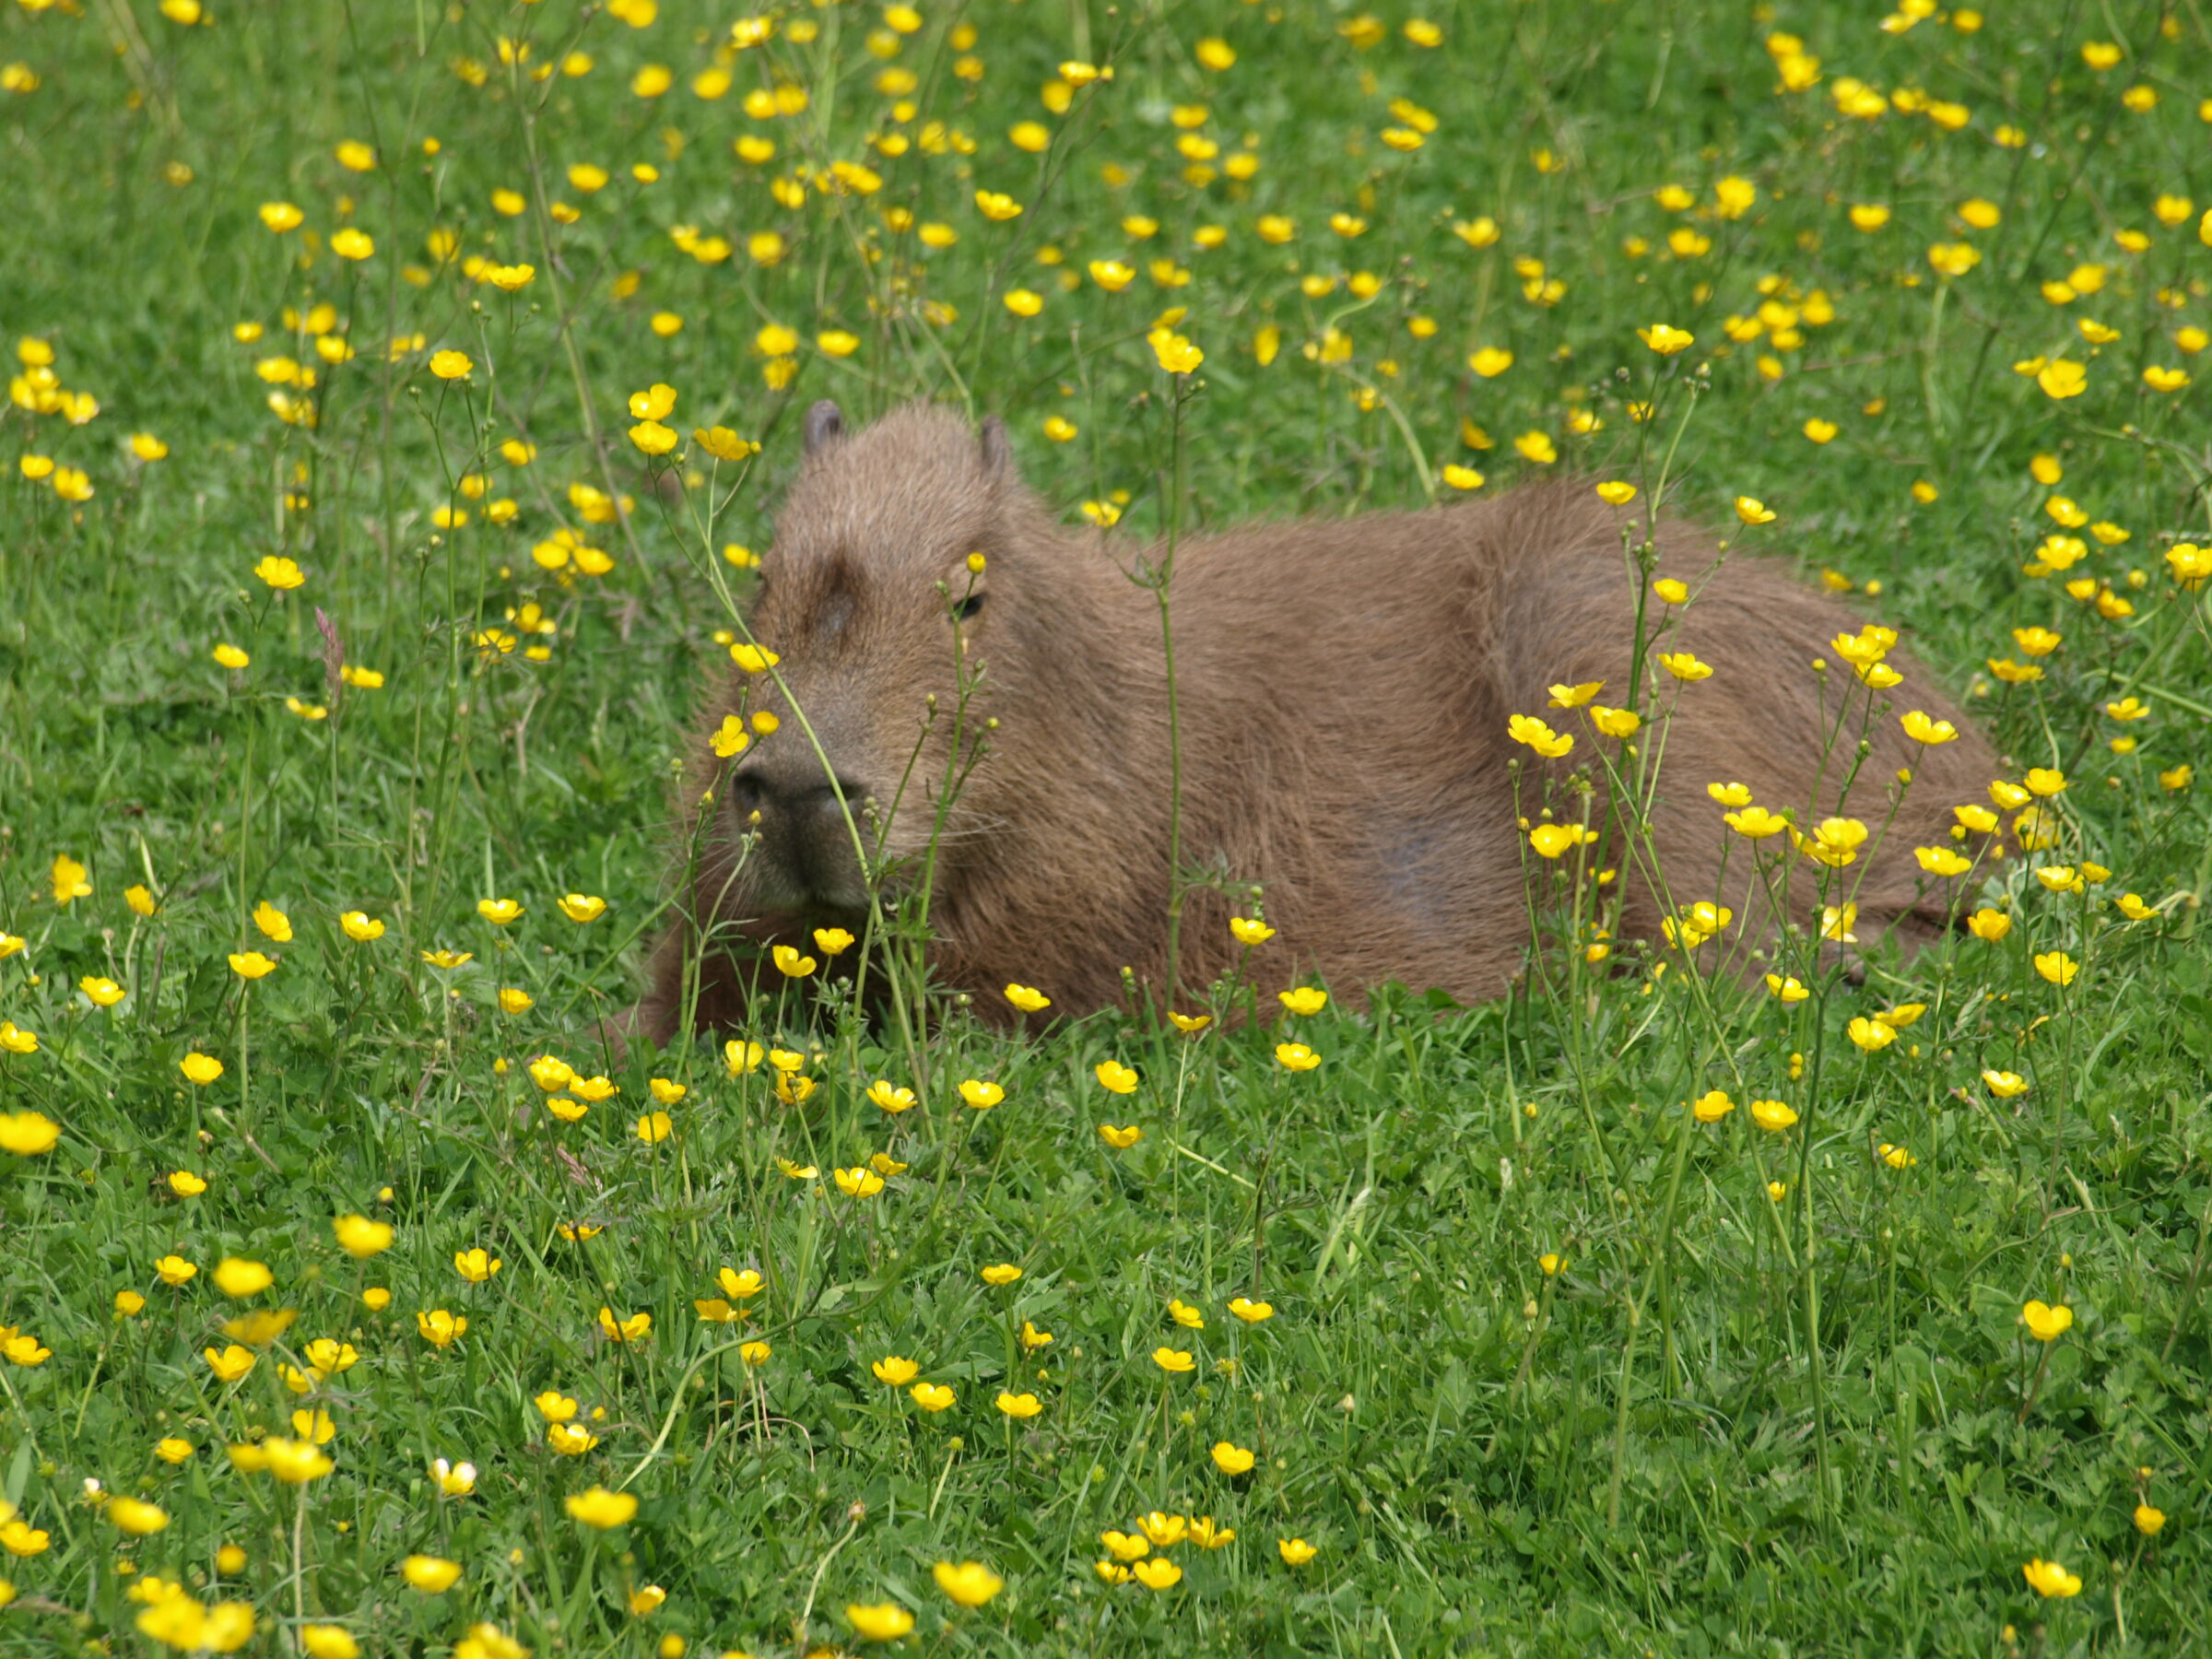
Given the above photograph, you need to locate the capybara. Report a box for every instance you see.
[634,400,2001,1037]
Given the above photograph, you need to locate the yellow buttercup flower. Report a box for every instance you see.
[547,1421,597,1458]
[598,1308,651,1343]
[1750,1099,1798,1133]
[1967,908,2012,942]
[416,1310,468,1347]
[846,1603,915,1641]
[2033,951,2079,987]
[0,1112,59,1155]
[1724,805,1792,841]
[1846,1017,1896,1053]
[212,1258,272,1298]
[1147,326,1204,373]
[1509,712,1574,759]
[872,1356,919,1387]
[1926,241,1980,277]
[1796,816,1867,867]
[2037,359,2088,399]
[332,1215,393,1257]
[75,973,123,1013]
[545,1478,637,1535]
[933,1559,1004,1607]
[262,1437,334,1483]
[1916,845,1971,877]
[1100,1529,1149,1563]
[1529,823,1597,859]
[1137,1512,1189,1548]
[866,1080,917,1114]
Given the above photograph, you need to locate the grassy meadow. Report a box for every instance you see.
[6,0,2212,1653]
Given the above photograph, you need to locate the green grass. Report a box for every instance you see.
[3,0,2212,1653]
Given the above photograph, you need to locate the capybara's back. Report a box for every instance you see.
[635,404,2002,1037]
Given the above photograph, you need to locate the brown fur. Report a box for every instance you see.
[635,401,2002,1039]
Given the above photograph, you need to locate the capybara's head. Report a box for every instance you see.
[712,400,1042,917]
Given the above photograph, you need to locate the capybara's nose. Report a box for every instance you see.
[725,770,767,823]
[729,765,867,830]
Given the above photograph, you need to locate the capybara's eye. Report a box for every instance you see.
[954,593,986,622]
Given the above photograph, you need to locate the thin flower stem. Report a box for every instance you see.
[1605,1274,1649,1530]
[2018,1335,2058,1423]
[1158,376,1192,1003]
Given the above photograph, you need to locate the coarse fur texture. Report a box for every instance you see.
[633,401,2004,1039]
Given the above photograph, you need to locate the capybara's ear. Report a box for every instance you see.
[978,414,1013,480]
[803,399,844,455]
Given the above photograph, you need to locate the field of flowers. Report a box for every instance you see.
[5,0,2212,1653]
